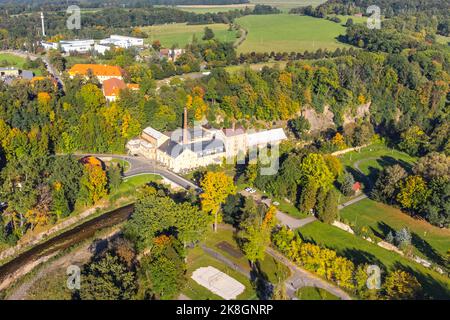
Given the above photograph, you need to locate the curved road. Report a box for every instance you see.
[76,154,200,191]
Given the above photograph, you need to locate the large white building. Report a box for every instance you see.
[59,40,95,53]
[127,108,287,173]
[100,35,144,49]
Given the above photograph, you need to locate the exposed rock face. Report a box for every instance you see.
[302,103,371,133]
[343,102,371,126]
[301,105,335,132]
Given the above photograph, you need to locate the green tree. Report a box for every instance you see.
[298,153,334,191]
[396,175,429,211]
[80,253,136,300]
[317,190,338,224]
[200,171,236,232]
[107,164,122,193]
[340,171,355,196]
[298,181,318,214]
[202,27,215,40]
[383,270,421,300]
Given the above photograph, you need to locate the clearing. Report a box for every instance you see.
[235,14,350,53]
[142,23,238,48]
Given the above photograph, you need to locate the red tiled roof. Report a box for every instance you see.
[102,78,126,97]
[68,64,124,77]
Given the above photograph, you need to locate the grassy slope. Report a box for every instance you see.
[142,23,237,48]
[296,286,340,300]
[235,14,350,53]
[340,198,450,261]
[299,221,450,299]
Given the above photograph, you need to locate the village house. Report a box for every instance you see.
[68,64,125,83]
[102,78,140,102]
[159,48,185,62]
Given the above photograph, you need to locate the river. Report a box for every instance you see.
[0,204,135,288]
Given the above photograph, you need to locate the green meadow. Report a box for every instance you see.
[143,23,237,48]
[235,14,350,53]
[299,221,450,299]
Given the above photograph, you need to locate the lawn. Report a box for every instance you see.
[108,174,161,202]
[201,228,290,284]
[299,221,450,299]
[235,14,350,53]
[250,0,326,12]
[296,286,340,300]
[142,23,238,48]
[340,198,450,264]
[183,245,257,300]
[0,53,42,76]
[337,143,417,191]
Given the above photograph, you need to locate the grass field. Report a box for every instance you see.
[296,286,340,300]
[337,143,417,193]
[235,14,350,53]
[142,23,237,48]
[0,53,42,76]
[250,0,326,12]
[340,198,450,263]
[175,4,254,14]
[299,221,450,299]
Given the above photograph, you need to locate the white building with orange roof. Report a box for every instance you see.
[68,64,125,83]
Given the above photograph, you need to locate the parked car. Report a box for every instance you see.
[273,201,280,206]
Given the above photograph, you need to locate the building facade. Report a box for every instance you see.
[126,110,288,173]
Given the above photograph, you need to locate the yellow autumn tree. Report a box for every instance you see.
[200,171,236,232]
[331,132,347,150]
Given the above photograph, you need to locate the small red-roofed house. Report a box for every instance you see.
[352,182,362,194]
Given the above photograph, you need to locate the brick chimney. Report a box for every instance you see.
[183,107,188,144]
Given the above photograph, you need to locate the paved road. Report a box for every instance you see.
[338,194,368,210]
[74,153,200,191]
[0,50,64,88]
[266,247,352,300]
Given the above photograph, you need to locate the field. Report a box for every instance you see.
[235,14,350,53]
[0,53,42,76]
[250,0,326,12]
[175,4,255,14]
[340,198,450,263]
[299,221,450,299]
[296,286,340,300]
[142,23,237,48]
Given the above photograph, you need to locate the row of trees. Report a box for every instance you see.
[252,149,341,224]
[272,226,422,300]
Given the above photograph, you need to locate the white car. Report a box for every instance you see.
[249,188,257,194]
[273,201,280,206]
[245,187,252,192]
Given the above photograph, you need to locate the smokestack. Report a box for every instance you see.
[183,107,188,145]
[41,12,46,37]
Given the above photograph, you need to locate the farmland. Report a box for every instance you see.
[142,23,238,48]
[235,14,350,53]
